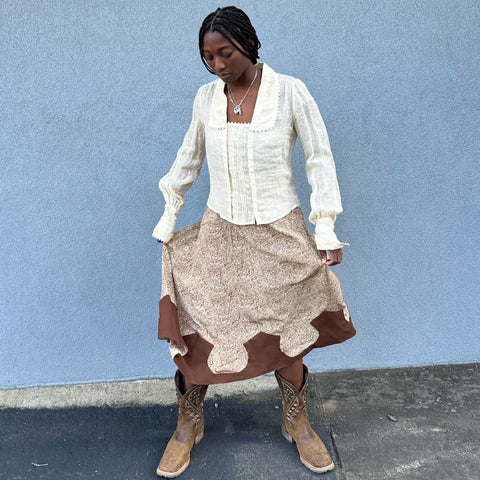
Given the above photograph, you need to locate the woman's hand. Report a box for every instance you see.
[319,248,343,266]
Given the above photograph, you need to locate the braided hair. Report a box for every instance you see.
[199,6,261,74]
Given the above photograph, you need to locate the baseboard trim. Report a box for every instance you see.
[0,375,278,409]
[2,362,478,410]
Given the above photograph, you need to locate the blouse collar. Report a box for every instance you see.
[208,63,279,132]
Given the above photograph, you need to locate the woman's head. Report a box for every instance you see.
[199,6,261,74]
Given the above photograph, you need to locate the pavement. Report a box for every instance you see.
[1,363,479,480]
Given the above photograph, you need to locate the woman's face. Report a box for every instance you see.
[202,31,252,83]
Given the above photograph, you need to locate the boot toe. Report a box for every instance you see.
[156,458,190,478]
[297,436,334,473]
[157,455,190,478]
[300,454,335,473]
[156,439,191,477]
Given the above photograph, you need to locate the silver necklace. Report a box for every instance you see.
[227,68,258,115]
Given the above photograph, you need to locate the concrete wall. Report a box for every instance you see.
[1,0,479,388]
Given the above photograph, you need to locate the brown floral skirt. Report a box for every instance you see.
[158,207,356,385]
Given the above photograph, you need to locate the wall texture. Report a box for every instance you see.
[1,0,479,388]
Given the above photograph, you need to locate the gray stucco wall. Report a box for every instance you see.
[1,0,479,388]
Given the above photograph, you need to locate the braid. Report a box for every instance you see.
[199,6,261,74]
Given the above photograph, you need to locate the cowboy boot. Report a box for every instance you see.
[156,370,208,477]
[275,365,334,473]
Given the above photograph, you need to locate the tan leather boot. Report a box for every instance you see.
[156,370,208,478]
[275,365,334,473]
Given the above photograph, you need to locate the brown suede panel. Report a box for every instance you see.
[159,297,356,385]
[158,296,186,350]
[311,310,356,348]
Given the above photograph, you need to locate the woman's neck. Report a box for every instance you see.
[227,64,259,89]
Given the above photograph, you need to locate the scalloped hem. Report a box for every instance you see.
[159,295,356,385]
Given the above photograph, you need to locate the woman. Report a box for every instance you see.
[152,6,356,477]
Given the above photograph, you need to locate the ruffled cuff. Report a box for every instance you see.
[314,217,349,250]
[152,205,178,243]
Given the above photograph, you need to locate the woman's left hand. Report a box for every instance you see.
[320,248,343,266]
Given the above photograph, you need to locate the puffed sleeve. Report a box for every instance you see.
[152,87,206,243]
[292,78,348,250]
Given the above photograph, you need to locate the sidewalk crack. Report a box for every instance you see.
[329,426,347,478]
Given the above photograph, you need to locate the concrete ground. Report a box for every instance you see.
[1,363,479,480]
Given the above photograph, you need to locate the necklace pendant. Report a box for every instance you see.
[233,105,242,115]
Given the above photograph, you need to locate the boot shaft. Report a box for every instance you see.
[275,365,309,422]
[175,370,208,423]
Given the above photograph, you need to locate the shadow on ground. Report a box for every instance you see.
[1,363,479,480]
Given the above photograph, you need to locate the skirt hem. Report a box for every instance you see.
[158,295,356,385]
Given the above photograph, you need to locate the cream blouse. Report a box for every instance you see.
[152,63,347,250]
